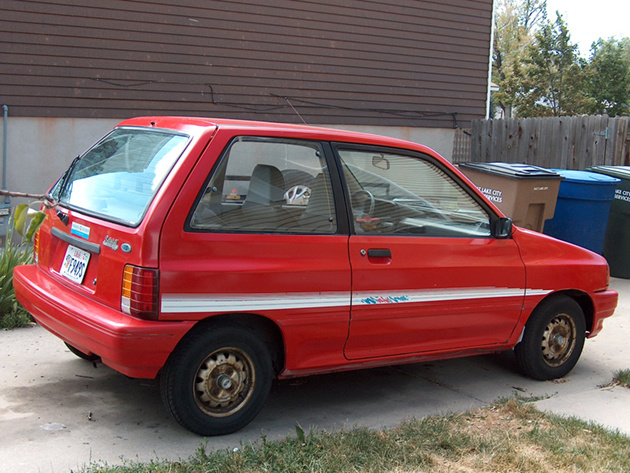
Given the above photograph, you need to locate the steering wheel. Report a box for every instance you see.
[284,185,311,205]
[351,189,375,217]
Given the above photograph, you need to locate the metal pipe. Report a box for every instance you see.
[2,104,8,203]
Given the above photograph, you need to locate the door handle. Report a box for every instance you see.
[367,248,391,258]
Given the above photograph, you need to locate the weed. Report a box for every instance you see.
[613,369,630,388]
[0,221,34,329]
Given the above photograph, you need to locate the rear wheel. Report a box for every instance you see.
[515,296,586,380]
[160,325,273,436]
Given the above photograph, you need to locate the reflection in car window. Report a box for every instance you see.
[190,138,337,233]
[337,149,491,237]
[51,128,190,226]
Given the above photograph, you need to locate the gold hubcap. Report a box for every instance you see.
[194,348,256,417]
[541,314,576,367]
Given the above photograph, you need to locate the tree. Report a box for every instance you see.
[519,0,547,30]
[586,38,630,116]
[515,12,591,117]
[492,0,547,117]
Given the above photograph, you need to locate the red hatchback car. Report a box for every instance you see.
[14,117,618,435]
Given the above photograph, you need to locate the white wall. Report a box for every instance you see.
[0,117,456,206]
[325,124,455,160]
[1,117,121,197]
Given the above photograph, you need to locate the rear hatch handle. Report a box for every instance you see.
[51,227,101,254]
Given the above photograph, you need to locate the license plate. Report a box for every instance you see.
[60,245,91,284]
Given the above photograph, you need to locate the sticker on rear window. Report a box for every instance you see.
[71,222,90,240]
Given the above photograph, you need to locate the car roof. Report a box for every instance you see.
[117,116,439,157]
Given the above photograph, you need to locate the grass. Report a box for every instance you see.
[82,398,630,473]
[612,369,630,388]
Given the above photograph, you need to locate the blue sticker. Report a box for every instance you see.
[71,222,90,240]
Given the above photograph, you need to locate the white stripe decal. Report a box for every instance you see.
[161,287,552,313]
[161,293,351,313]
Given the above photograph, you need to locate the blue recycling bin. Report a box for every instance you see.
[542,170,620,254]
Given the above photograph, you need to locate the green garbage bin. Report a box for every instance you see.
[587,166,630,278]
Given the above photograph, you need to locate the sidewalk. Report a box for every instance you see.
[1,278,629,472]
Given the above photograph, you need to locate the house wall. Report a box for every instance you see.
[1,0,493,128]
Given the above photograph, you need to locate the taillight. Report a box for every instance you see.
[121,265,159,320]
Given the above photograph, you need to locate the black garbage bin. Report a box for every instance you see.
[587,166,630,278]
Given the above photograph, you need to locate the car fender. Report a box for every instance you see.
[507,226,616,344]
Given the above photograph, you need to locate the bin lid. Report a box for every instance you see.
[586,166,630,181]
[550,169,621,185]
[458,162,563,179]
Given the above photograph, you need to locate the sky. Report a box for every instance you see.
[546,0,630,57]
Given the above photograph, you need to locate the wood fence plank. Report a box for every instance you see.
[479,120,494,162]
[610,117,629,166]
[572,116,582,169]
[592,115,608,167]
[505,118,518,162]
[538,117,554,168]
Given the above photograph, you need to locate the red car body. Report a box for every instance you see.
[14,117,618,435]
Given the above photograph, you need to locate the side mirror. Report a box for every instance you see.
[493,217,513,239]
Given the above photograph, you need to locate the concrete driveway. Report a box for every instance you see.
[2,278,630,473]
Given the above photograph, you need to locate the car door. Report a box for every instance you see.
[159,136,352,372]
[335,145,527,360]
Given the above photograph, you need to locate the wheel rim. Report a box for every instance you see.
[194,347,256,418]
[541,314,577,367]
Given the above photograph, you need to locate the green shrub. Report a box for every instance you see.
[0,215,38,329]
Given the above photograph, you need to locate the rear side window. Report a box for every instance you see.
[51,128,190,226]
[190,137,337,233]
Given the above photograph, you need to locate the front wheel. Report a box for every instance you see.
[515,296,586,380]
[160,325,273,436]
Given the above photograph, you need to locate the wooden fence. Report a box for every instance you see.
[452,115,630,169]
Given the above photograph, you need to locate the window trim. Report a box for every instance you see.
[330,142,504,238]
[51,126,192,228]
[185,136,350,235]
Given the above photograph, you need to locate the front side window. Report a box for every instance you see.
[190,138,337,233]
[337,148,492,237]
[51,127,190,226]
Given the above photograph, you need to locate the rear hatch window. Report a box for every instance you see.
[50,127,190,226]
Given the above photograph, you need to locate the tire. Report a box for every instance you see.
[64,342,100,361]
[515,296,586,381]
[160,325,273,436]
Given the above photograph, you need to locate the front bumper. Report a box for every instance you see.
[588,289,618,338]
[14,264,194,378]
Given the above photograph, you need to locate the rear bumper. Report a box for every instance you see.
[14,264,194,378]
[588,289,618,338]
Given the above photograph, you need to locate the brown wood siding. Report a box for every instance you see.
[1,0,493,127]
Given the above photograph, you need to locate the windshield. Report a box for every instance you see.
[51,127,190,226]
